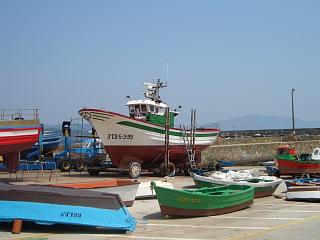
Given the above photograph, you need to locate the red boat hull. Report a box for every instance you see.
[0,127,41,154]
[106,144,209,169]
[0,127,41,172]
[276,159,320,175]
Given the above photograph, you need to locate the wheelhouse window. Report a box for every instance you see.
[150,105,155,112]
[141,105,147,112]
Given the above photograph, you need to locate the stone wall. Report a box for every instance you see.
[202,135,320,165]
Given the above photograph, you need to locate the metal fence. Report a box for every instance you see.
[0,109,39,121]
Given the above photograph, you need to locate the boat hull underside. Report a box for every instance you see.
[106,145,208,169]
[0,200,135,231]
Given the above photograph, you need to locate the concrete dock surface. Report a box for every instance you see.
[0,169,320,240]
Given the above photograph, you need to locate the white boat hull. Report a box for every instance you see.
[79,109,220,168]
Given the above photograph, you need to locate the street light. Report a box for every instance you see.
[291,89,295,135]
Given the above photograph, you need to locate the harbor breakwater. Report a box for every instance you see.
[202,135,320,165]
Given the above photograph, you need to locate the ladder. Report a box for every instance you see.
[180,109,197,169]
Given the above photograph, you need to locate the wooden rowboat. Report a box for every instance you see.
[51,179,139,207]
[152,182,254,217]
[192,171,282,198]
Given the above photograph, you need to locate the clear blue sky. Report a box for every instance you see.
[1,0,320,126]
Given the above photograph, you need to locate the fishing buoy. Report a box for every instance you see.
[12,219,22,234]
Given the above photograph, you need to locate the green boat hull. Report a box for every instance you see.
[193,179,278,198]
[152,183,254,217]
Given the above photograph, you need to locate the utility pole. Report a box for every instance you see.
[291,89,295,135]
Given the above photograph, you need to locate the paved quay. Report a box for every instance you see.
[0,170,320,240]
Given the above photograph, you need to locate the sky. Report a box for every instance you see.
[1,0,320,127]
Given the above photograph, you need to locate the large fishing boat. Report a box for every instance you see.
[0,109,41,172]
[79,80,220,177]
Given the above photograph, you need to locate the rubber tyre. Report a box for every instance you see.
[128,162,141,178]
[59,159,71,172]
[74,159,84,172]
[167,162,176,177]
[160,162,176,177]
[88,169,100,176]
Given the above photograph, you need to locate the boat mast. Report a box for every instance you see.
[164,107,170,175]
[144,79,167,103]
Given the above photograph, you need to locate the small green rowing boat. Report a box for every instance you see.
[152,182,254,217]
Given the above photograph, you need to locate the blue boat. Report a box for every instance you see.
[0,182,136,232]
[285,178,320,188]
[21,130,61,160]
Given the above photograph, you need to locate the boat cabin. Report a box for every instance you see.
[126,80,179,127]
[277,145,296,156]
[126,100,178,127]
[311,148,320,160]
[127,100,167,119]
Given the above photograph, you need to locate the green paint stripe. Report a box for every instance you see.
[92,114,110,119]
[92,117,106,122]
[91,112,113,118]
[117,121,218,137]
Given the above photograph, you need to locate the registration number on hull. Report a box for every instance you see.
[106,134,134,140]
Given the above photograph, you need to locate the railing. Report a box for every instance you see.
[10,160,58,182]
[176,123,220,130]
[0,109,39,121]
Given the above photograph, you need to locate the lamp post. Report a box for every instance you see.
[291,89,295,135]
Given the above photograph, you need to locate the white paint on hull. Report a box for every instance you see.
[0,129,39,137]
[287,190,320,201]
[79,109,218,147]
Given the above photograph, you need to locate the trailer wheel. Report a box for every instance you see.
[74,159,84,172]
[88,169,100,176]
[160,162,176,177]
[128,162,141,178]
[59,159,71,172]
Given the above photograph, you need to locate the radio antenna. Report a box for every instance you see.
[165,62,169,82]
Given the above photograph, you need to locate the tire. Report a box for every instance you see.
[160,162,176,177]
[59,159,71,172]
[74,159,84,172]
[167,162,176,177]
[88,169,100,176]
[128,162,141,178]
[30,155,38,161]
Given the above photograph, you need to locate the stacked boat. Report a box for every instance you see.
[285,178,320,202]
[51,179,140,207]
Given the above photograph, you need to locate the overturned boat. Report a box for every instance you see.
[0,182,136,232]
[51,179,140,207]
